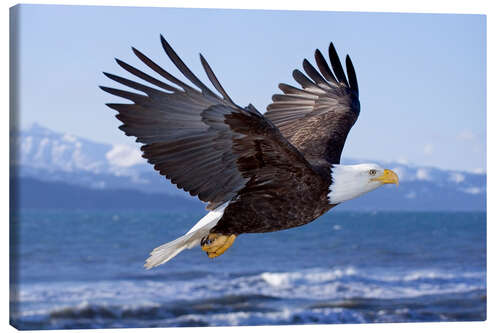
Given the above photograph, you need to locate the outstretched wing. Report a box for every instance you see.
[265,43,360,168]
[101,36,317,210]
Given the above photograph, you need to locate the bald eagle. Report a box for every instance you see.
[101,36,399,268]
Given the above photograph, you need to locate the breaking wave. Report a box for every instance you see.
[11,267,486,329]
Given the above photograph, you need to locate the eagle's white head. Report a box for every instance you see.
[328,163,399,204]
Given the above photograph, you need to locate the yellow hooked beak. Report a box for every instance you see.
[373,169,399,186]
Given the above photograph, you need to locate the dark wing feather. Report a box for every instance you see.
[266,43,360,167]
[101,36,317,210]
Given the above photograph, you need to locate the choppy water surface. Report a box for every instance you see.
[10,210,486,329]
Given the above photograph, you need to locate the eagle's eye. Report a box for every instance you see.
[368,169,377,176]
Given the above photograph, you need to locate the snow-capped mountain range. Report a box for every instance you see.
[12,123,179,195]
[11,123,486,210]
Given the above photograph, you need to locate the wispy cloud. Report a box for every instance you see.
[423,144,433,155]
[396,157,409,164]
[457,129,476,142]
[106,145,144,168]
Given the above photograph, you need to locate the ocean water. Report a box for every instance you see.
[10,210,486,329]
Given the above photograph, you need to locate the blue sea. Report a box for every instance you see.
[10,210,486,329]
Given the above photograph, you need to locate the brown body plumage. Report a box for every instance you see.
[100,36,392,267]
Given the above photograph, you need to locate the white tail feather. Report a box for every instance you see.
[144,203,228,269]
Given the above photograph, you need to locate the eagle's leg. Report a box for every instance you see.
[201,233,237,258]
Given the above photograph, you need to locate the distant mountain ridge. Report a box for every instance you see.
[11,177,203,212]
[12,123,183,196]
[11,124,486,211]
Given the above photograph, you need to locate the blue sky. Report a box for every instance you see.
[14,4,486,172]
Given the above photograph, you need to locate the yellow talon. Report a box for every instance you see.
[201,233,237,258]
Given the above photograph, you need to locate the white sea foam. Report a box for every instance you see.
[260,267,357,288]
[12,266,485,327]
[15,267,484,306]
[156,306,368,327]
